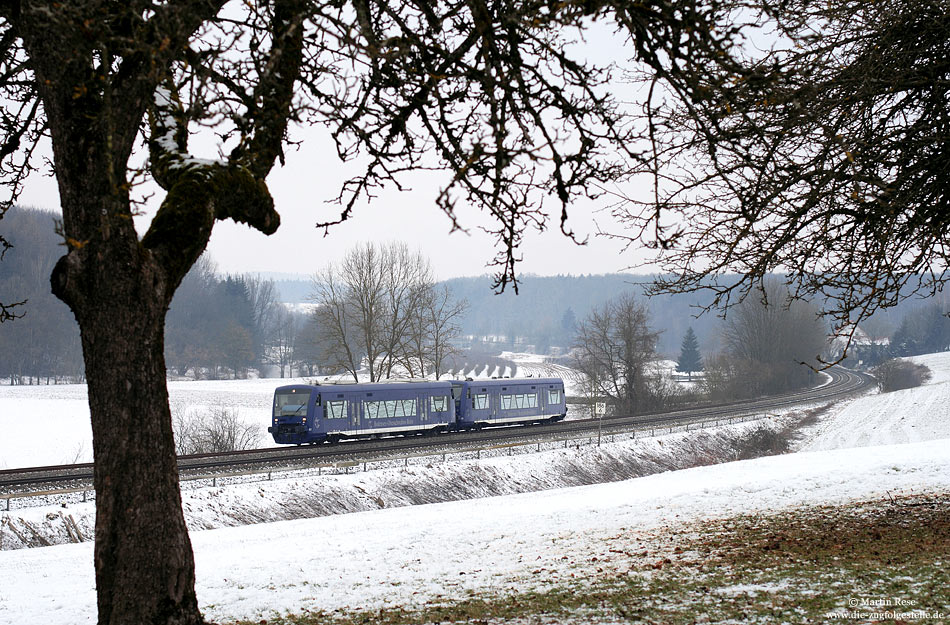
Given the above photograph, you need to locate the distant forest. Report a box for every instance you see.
[274,274,728,356]
[3,206,949,383]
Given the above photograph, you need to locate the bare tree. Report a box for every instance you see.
[378,244,434,379]
[313,242,465,381]
[293,315,333,377]
[717,281,827,396]
[572,292,659,415]
[399,282,468,379]
[611,0,950,355]
[173,407,261,455]
[266,304,299,378]
[425,284,468,380]
[0,1,758,622]
[872,359,933,393]
[311,263,365,381]
[245,274,279,366]
[0,205,25,321]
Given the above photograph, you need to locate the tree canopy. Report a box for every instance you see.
[611,0,950,356]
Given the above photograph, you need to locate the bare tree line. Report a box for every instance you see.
[571,281,828,415]
[311,242,467,382]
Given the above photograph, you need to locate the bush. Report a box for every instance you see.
[172,406,262,455]
[735,426,792,460]
[872,359,932,393]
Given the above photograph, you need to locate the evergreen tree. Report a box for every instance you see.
[676,327,703,380]
[559,307,577,347]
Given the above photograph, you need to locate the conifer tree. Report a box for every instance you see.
[676,327,703,380]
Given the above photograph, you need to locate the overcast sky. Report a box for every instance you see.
[18,133,647,282]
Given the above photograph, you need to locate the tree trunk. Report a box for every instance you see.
[82,302,202,625]
[52,215,204,625]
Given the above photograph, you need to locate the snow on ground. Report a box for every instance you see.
[798,352,950,452]
[500,351,585,396]
[1,438,948,625]
[0,378,297,468]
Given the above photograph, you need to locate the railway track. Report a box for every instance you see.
[0,367,872,494]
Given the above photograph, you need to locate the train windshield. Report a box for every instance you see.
[274,390,312,417]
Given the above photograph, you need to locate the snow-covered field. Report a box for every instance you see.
[0,377,287,468]
[2,439,947,625]
[1,353,949,624]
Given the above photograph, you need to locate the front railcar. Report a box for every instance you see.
[269,385,325,444]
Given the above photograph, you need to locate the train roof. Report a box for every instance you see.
[275,379,455,393]
[456,377,563,387]
[274,377,564,394]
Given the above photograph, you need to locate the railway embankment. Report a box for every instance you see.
[1,405,827,550]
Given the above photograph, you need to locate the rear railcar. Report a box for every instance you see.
[454,378,566,429]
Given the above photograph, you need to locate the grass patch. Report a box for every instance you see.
[230,492,949,625]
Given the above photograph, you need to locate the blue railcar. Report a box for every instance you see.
[269,380,456,444]
[452,377,566,429]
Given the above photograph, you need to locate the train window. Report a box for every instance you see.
[500,393,538,409]
[394,399,416,417]
[365,401,381,419]
[325,400,346,419]
[472,394,489,410]
[548,389,562,404]
[430,396,448,413]
[273,390,311,417]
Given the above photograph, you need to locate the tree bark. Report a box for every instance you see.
[83,299,202,625]
[51,203,205,624]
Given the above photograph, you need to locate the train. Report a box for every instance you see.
[268,377,567,444]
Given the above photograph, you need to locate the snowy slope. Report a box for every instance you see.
[799,352,950,451]
[1,439,947,625]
